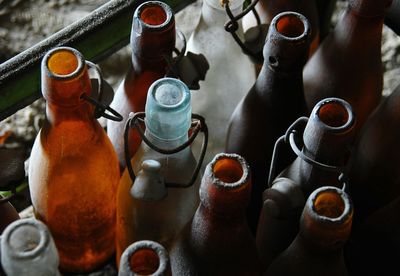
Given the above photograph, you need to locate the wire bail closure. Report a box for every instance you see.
[223,0,268,64]
[124,112,208,189]
[81,61,123,122]
[268,116,348,190]
[0,186,16,204]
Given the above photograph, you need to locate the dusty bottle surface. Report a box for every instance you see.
[256,97,355,270]
[344,195,400,275]
[348,82,400,226]
[188,0,256,166]
[107,1,176,170]
[28,47,120,273]
[170,153,261,275]
[118,240,171,276]
[243,0,319,56]
[303,0,392,132]
[116,78,201,264]
[1,218,60,276]
[226,11,310,233]
[265,186,353,276]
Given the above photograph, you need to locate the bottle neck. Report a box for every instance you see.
[45,101,95,125]
[348,0,392,18]
[144,129,189,150]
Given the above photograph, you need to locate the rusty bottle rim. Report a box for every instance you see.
[134,1,174,32]
[270,11,311,43]
[119,240,170,276]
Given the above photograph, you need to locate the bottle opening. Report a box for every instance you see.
[140,4,167,26]
[318,101,350,128]
[154,82,184,107]
[213,157,244,184]
[8,224,41,253]
[48,49,79,76]
[276,14,305,38]
[313,191,345,219]
[130,248,160,275]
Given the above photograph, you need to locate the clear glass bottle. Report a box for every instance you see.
[226,11,310,233]
[116,78,200,263]
[1,218,60,276]
[265,186,353,276]
[28,47,120,273]
[107,1,176,169]
[170,153,261,275]
[118,240,171,276]
[187,0,256,165]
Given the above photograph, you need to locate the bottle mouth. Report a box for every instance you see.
[309,186,353,224]
[210,153,250,190]
[314,98,355,133]
[43,47,85,80]
[135,1,173,30]
[150,78,187,109]
[271,11,310,42]
[121,241,169,275]
[2,219,50,260]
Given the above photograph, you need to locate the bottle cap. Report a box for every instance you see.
[145,78,191,140]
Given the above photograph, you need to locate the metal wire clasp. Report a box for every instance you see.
[223,0,268,64]
[80,61,123,122]
[268,117,348,190]
[124,112,208,189]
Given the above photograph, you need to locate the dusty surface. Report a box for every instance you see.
[0,0,399,208]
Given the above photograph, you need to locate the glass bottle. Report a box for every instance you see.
[303,0,392,132]
[1,218,60,276]
[170,153,261,275]
[108,1,176,169]
[188,0,256,166]
[118,240,171,276]
[116,78,201,263]
[265,186,353,276]
[256,97,355,269]
[244,0,319,56]
[28,47,120,273]
[348,83,400,226]
[226,11,310,233]
[0,197,20,234]
[344,195,400,275]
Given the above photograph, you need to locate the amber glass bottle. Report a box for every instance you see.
[226,11,310,233]
[118,240,171,276]
[251,0,319,55]
[108,1,175,169]
[170,153,261,275]
[303,0,392,132]
[0,197,20,234]
[344,195,400,275]
[28,47,120,273]
[348,83,400,226]
[265,186,353,276]
[256,98,355,270]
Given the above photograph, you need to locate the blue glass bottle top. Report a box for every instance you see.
[145,77,192,140]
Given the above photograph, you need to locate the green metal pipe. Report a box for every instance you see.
[0,0,193,122]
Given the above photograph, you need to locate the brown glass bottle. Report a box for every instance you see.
[0,197,20,234]
[257,0,319,55]
[118,240,171,276]
[170,153,261,275]
[256,98,355,270]
[226,11,310,233]
[303,0,392,132]
[107,1,175,169]
[348,83,400,226]
[265,186,353,276]
[344,195,400,276]
[28,47,120,273]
